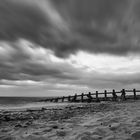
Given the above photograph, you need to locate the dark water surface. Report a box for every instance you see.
[0,96,45,105]
[0,97,68,110]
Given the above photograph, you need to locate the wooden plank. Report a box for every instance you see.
[115,91,122,94]
[136,90,140,92]
[125,90,133,92]
[68,96,71,102]
[105,92,114,94]
[90,93,96,96]
[97,92,105,95]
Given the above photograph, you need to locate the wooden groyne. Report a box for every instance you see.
[42,89,140,103]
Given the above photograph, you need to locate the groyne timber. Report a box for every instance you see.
[41,89,140,103]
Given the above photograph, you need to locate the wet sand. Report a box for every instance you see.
[0,101,140,140]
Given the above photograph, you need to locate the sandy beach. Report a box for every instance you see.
[0,101,140,140]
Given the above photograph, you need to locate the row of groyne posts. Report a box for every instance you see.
[43,89,140,103]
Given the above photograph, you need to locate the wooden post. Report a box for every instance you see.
[54,98,58,102]
[96,91,100,102]
[112,89,117,101]
[88,92,92,102]
[133,89,137,100]
[52,99,55,102]
[68,96,71,102]
[104,90,107,101]
[96,91,98,99]
[81,93,84,102]
[72,94,77,102]
[62,96,65,102]
[121,89,126,101]
[75,94,77,102]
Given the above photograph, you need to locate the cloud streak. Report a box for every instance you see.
[1,39,140,93]
[1,0,140,57]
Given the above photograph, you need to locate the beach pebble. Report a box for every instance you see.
[56,130,67,137]
[0,136,15,140]
[4,116,11,121]
[109,123,120,131]
[134,121,140,126]
[1,128,11,133]
[76,132,91,140]
[131,131,140,140]
[50,125,58,129]
[104,135,115,140]
[124,138,133,140]
[43,127,52,133]
[91,135,102,140]
[78,135,102,140]
[25,121,32,126]
[41,107,46,111]
[92,128,106,136]
[24,135,46,140]
[78,135,93,140]
[76,132,102,140]
[15,123,22,128]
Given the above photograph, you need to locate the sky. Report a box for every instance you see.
[0,0,140,96]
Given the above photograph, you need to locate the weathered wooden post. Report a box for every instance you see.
[133,89,137,100]
[121,89,126,101]
[75,94,78,102]
[52,98,55,102]
[72,94,77,102]
[54,98,58,102]
[96,91,100,102]
[68,96,71,102]
[96,91,98,99]
[88,92,92,102]
[81,93,84,102]
[104,90,107,101]
[62,96,65,102]
[112,89,117,101]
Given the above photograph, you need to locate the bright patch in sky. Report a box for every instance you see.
[69,51,140,74]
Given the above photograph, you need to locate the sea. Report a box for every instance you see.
[0,97,68,110]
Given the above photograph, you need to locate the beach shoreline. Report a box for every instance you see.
[0,101,140,140]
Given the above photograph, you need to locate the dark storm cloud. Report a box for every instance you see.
[0,55,78,82]
[52,0,140,56]
[0,0,49,42]
[0,40,81,83]
[0,0,140,57]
